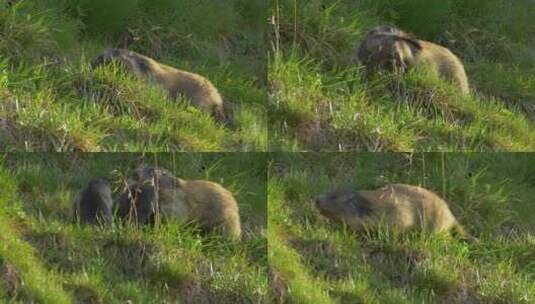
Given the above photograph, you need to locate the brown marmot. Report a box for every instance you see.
[91,48,228,123]
[315,184,464,235]
[73,179,113,225]
[356,26,470,94]
[119,165,242,239]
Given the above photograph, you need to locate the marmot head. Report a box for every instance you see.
[90,48,119,70]
[134,165,160,182]
[366,25,406,37]
[315,189,373,223]
[86,179,112,198]
[116,183,158,225]
[357,30,422,72]
[134,165,179,188]
[91,48,152,76]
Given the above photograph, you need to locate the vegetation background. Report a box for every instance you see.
[0,153,268,303]
[0,0,267,152]
[269,0,535,151]
[269,152,535,303]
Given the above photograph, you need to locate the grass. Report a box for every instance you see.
[2,151,534,303]
[0,0,267,151]
[3,0,535,302]
[268,152,535,303]
[0,153,268,303]
[269,0,535,151]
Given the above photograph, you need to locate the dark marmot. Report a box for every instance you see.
[133,165,175,186]
[115,183,158,226]
[356,26,470,94]
[315,184,464,235]
[91,48,228,123]
[120,165,242,239]
[362,25,410,38]
[73,179,113,225]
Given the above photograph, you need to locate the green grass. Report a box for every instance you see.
[0,153,268,303]
[0,0,267,151]
[268,152,535,303]
[269,0,535,151]
[0,167,72,303]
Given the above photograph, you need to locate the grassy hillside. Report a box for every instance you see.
[0,0,267,152]
[0,153,267,303]
[269,0,535,151]
[269,153,535,303]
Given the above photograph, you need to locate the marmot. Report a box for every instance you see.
[91,48,228,123]
[122,165,242,239]
[356,26,470,94]
[73,179,113,225]
[315,184,464,235]
[133,165,175,187]
[115,183,158,226]
[362,25,410,38]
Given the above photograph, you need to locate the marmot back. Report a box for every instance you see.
[176,179,242,240]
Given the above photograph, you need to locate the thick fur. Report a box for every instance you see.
[130,165,242,239]
[73,179,113,225]
[315,184,463,234]
[115,183,158,225]
[133,165,176,187]
[91,48,228,123]
[357,26,470,94]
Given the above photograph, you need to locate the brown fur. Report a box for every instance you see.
[133,166,242,240]
[357,26,470,94]
[91,48,228,123]
[315,184,463,235]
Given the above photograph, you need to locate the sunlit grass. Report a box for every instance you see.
[269,0,535,151]
[0,153,268,303]
[268,153,535,303]
[0,0,267,152]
